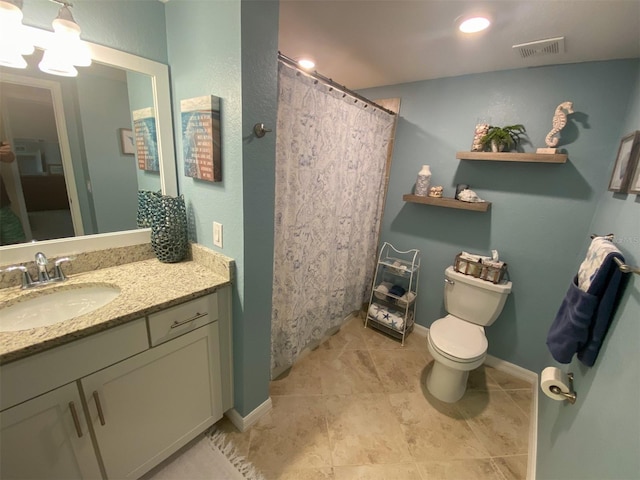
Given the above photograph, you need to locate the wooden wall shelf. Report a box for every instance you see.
[403,194,491,212]
[456,151,567,163]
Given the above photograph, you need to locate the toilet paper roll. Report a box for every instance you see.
[540,366,570,401]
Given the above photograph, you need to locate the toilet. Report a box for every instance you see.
[426,266,512,403]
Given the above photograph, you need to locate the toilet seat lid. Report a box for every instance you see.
[430,315,488,360]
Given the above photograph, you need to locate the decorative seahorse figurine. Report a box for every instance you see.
[545,101,574,148]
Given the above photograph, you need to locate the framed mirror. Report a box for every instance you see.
[0,26,176,264]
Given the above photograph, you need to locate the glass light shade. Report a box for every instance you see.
[0,47,27,68]
[0,0,34,68]
[39,48,78,77]
[39,4,92,73]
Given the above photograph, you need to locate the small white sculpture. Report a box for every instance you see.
[538,101,574,153]
[428,185,444,198]
[457,188,485,203]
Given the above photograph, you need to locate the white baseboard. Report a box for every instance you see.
[415,323,538,479]
[225,397,273,433]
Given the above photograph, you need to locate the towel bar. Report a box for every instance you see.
[591,234,640,275]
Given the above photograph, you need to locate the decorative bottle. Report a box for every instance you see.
[415,165,432,196]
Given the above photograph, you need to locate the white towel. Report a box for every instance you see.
[397,291,416,307]
[374,282,393,300]
[368,303,405,331]
[578,237,622,292]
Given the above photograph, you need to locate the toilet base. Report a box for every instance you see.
[426,360,470,403]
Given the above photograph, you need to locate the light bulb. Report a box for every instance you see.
[459,17,491,34]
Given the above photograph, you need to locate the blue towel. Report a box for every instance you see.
[546,252,625,367]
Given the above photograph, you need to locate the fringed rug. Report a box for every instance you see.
[146,428,264,480]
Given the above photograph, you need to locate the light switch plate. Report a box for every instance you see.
[213,222,223,248]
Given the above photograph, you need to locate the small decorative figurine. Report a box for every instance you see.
[428,186,443,198]
[538,101,574,154]
[471,123,490,152]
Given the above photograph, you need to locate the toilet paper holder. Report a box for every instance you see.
[549,372,577,404]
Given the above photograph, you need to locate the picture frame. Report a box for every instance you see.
[119,128,135,156]
[608,130,640,192]
[628,150,640,194]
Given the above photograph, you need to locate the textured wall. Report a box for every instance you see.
[165,0,278,416]
[23,0,168,63]
[360,59,638,372]
[536,63,640,480]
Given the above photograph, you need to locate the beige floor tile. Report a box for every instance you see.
[506,390,533,418]
[362,324,426,351]
[333,463,423,479]
[388,392,490,460]
[370,349,431,393]
[492,455,529,480]
[270,352,324,396]
[456,390,530,456]
[320,317,369,351]
[316,348,385,395]
[325,393,413,466]
[262,467,335,480]
[248,395,331,472]
[417,458,503,479]
[485,367,533,391]
[467,366,502,391]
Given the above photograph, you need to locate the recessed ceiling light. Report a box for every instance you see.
[298,58,315,70]
[459,16,491,33]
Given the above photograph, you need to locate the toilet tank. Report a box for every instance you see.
[444,266,512,326]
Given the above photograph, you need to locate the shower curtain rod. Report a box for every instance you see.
[277,52,396,116]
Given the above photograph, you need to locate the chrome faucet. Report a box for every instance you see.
[35,252,50,282]
[1,253,73,289]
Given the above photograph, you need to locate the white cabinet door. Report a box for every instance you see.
[82,323,223,479]
[0,382,103,480]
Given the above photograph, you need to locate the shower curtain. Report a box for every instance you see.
[271,61,395,376]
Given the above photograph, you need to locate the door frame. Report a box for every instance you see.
[1,73,85,237]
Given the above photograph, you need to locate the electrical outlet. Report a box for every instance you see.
[213,222,223,248]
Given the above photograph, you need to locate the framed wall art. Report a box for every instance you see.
[608,130,640,192]
[181,95,222,182]
[119,128,135,155]
[133,107,159,172]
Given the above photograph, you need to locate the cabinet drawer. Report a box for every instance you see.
[1,319,148,411]
[147,294,218,347]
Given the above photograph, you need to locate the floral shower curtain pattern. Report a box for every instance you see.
[271,61,395,377]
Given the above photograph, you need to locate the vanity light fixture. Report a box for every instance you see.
[38,0,91,77]
[459,16,491,34]
[0,0,34,69]
[298,58,315,70]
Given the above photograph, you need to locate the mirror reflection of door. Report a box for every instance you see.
[1,82,76,242]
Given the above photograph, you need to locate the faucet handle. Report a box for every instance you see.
[2,265,33,289]
[54,256,74,281]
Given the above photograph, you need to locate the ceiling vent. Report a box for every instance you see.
[512,37,565,59]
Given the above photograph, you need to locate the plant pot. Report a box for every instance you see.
[490,139,505,152]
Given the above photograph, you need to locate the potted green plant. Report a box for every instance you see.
[481,124,527,152]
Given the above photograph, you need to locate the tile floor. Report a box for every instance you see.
[216,316,534,480]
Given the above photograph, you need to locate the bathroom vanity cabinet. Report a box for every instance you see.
[0,287,232,479]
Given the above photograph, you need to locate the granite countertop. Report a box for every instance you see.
[0,256,231,365]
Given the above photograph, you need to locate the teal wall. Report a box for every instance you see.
[23,0,168,63]
[361,59,638,373]
[165,0,278,416]
[536,65,640,480]
[76,72,138,233]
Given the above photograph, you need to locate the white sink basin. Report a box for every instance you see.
[0,285,121,332]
